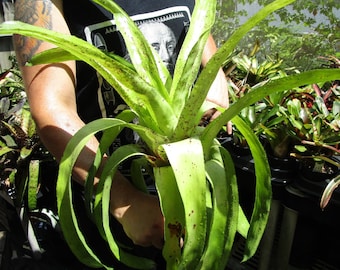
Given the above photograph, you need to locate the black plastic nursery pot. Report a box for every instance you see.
[282,181,340,269]
[294,156,340,208]
[221,136,296,202]
[223,136,340,270]
[275,153,340,269]
[222,136,297,270]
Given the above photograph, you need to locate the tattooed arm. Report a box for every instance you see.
[14,0,81,165]
[13,0,164,249]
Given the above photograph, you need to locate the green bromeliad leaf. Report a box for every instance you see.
[83,110,137,218]
[232,115,272,261]
[201,69,340,154]
[0,21,176,135]
[93,0,172,98]
[200,148,237,269]
[169,0,216,119]
[26,46,136,72]
[56,118,156,269]
[162,138,207,269]
[94,144,155,269]
[174,0,297,140]
[154,166,184,269]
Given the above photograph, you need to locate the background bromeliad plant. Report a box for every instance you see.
[0,58,52,211]
[224,49,293,154]
[1,0,340,269]
[287,56,340,173]
[228,52,340,164]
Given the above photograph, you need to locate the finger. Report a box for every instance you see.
[152,238,165,249]
[210,110,233,135]
[226,121,233,135]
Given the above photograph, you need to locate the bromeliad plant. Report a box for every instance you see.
[225,50,293,154]
[1,0,340,269]
[285,56,340,173]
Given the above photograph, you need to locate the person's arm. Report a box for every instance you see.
[13,0,164,249]
[202,35,229,109]
[194,0,228,111]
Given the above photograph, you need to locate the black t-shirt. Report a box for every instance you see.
[63,0,195,125]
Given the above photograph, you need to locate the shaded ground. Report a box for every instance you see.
[0,195,91,270]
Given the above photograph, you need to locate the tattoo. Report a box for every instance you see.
[14,0,53,65]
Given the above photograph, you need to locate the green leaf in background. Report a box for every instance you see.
[27,160,39,210]
[320,174,340,209]
[0,145,13,156]
[202,69,340,153]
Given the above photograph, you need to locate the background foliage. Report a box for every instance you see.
[213,0,340,70]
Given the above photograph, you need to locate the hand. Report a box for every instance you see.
[200,108,217,126]
[204,69,232,133]
[201,35,232,133]
[110,176,164,249]
[206,69,229,110]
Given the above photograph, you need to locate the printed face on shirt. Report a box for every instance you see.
[138,22,177,74]
[83,6,192,117]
